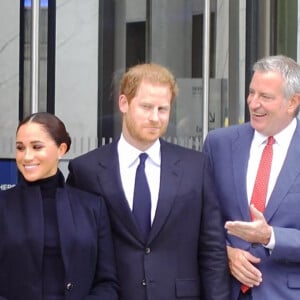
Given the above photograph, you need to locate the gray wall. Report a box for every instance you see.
[55,0,99,160]
[0,1,20,159]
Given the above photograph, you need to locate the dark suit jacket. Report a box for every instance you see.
[0,171,119,300]
[67,139,230,300]
[203,121,300,300]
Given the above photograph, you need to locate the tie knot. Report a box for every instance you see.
[139,153,148,165]
[267,136,275,146]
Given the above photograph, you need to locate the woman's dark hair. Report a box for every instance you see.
[17,112,72,152]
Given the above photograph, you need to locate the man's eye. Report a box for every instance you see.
[261,94,273,100]
[159,107,169,112]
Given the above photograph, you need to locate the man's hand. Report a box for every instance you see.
[227,246,262,287]
[225,205,272,245]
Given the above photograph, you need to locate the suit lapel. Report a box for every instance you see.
[98,140,183,244]
[56,188,76,274]
[265,123,300,221]
[97,142,144,242]
[232,124,254,221]
[148,140,182,243]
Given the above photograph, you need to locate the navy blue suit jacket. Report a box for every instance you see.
[0,172,119,300]
[203,121,300,299]
[67,138,230,300]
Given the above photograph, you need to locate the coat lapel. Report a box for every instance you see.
[97,140,183,244]
[232,124,254,221]
[148,140,182,243]
[14,178,76,275]
[97,142,144,242]
[265,122,300,221]
[56,188,76,274]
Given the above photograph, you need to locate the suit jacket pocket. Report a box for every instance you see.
[175,278,201,298]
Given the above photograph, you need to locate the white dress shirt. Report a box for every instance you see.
[117,134,161,224]
[246,118,297,249]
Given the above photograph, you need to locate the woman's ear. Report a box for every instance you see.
[58,142,68,159]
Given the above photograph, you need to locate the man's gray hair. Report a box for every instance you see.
[253,55,300,99]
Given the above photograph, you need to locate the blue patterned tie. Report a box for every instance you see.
[132,153,151,240]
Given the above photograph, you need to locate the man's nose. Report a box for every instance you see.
[149,108,159,121]
[248,95,261,108]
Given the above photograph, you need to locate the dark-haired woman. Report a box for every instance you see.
[0,112,119,300]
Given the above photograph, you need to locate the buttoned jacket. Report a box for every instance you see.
[67,138,230,300]
[203,121,300,300]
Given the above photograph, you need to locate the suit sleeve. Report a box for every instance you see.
[198,157,231,300]
[270,227,300,261]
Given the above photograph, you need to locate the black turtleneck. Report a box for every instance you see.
[30,172,65,299]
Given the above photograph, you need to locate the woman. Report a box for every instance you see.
[0,112,119,300]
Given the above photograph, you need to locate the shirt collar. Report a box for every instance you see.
[118,134,161,167]
[274,118,297,146]
[253,118,297,146]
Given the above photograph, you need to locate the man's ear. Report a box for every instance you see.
[288,93,300,114]
[119,94,128,113]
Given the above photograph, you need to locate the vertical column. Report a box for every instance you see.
[0,0,20,158]
[150,0,192,77]
[55,0,99,159]
[202,0,211,140]
[31,0,40,113]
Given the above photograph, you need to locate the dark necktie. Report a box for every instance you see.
[132,153,151,240]
[241,136,274,294]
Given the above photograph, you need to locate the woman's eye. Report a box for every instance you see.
[33,145,43,150]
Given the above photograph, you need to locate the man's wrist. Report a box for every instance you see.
[263,226,275,250]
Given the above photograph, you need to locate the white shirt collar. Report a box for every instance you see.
[273,118,297,146]
[252,118,297,146]
[118,134,161,167]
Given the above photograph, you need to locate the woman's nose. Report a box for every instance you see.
[24,149,34,160]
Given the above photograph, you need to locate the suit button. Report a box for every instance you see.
[142,279,147,286]
[145,247,151,254]
[66,282,73,291]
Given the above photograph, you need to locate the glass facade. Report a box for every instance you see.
[0,0,298,169]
